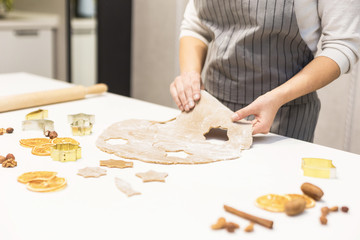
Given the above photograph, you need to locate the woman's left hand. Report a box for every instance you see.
[231,93,281,135]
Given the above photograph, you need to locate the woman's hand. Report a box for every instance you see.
[170,71,203,112]
[231,93,281,135]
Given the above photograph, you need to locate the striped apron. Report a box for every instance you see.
[194,0,321,142]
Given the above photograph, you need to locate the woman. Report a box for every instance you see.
[170,0,360,142]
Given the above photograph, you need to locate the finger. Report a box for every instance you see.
[183,81,194,111]
[252,121,270,135]
[231,106,254,122]
[174,79,189,111]
[170,82,184,111]
[191,75,201,101]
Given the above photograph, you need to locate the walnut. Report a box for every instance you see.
[0,155,6,164]
[6,127,14,133]
[0,128,5,135]
[6,153,15,160]
[2,159,17,168]
[48,131,58,139]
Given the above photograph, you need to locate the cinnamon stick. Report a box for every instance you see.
[224,205,273,229]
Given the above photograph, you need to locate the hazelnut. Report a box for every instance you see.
[330,206,339,212]
[244,222,254,233]
[320,215,327,225]
[225,222,239,233]
[0,155,6,164]
[48,131,58,139]
[341,206,349,213]
[6,127,14,133]
[211,217,226,230]
[5,153,15,160]
[321,207,330,216]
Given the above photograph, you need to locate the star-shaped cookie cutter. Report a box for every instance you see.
[50,143,81,162]
[22,119,54,133]
[68,113,95,136]
[25,109,48,120]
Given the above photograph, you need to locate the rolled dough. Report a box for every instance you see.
[96,90,252,164]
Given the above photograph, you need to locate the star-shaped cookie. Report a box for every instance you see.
[77,167,107,178]
[135,170,168,183]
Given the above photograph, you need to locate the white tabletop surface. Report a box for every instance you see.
[0,73,359,240]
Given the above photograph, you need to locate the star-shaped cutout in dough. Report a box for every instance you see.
[135,170,168,183]
[77,167,107,178]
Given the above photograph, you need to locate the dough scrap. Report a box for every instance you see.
[100,159,133,169]
[96,90,252,164]
[114,177,141,197]
[77,167,107,178]
[136,170,168,183]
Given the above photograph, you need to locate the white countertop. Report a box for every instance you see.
[0,11,58,30]
[0,73,359,240]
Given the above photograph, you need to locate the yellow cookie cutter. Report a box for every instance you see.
[26,109,48,120]
[68,113,95,136]
[50,143,81,162]
[22,119,54,133]
[302,158,336,179]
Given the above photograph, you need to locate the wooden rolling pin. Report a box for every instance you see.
[0,83,108,113]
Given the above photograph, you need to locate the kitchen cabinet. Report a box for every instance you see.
[0,11,58,78]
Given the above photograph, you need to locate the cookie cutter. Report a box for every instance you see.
[22,119,54,133]
[301,158,336,179]
[68,113,95,136]
[50,143,81,162]
[26,109,48,120]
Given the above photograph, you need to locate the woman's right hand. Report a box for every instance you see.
[170,71,203,112]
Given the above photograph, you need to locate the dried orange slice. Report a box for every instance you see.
[52,137,79,145]
[26,177,67,192]
[31,143,55,156]
[255,194,290,212]
[285,194,316,208]
[20,138,52,148]
[17,171,57,184]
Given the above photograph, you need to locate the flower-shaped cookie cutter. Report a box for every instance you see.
[22,119,54,133]
[25,109,48,120]
[50,143,81,162]
[68,113,95,136]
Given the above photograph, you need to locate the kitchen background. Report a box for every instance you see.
[0,0,359,154]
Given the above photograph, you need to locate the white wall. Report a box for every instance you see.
[314,64,360,154]
[131,0,188,108]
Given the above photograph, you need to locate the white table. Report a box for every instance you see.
[1,73,359,240]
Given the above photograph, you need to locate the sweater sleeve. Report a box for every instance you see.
[317,0,360,74]
[179,0,212,45]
